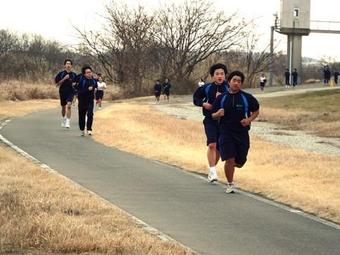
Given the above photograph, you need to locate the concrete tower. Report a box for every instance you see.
[278,0,311,80]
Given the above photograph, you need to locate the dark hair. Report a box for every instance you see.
[81,65,92,74]
[227,71,245,83]
[64,59,73,65]
[209,63,228,77]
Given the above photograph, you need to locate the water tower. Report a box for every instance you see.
[277,0,310,81]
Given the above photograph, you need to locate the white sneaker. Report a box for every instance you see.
[225,183,235,194]
[208,169,218,182]
[80,131,85,136]
[87,130,92,136]
[61,118,66,128]
[65,118,70,128]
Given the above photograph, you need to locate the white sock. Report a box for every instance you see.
[209,166,216,173]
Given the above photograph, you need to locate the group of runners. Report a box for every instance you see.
[194,63,260,193]
[154,78,172,102]
[56,60,259,193]
[55,59,107,136]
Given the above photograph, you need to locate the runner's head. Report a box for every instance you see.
[209,63,227,85]
[227,71,245,93]
[165,78,169,83]
[156,80,160,84]
[64,59,73,72]
[97,73,103,82]
[82,65,93,79]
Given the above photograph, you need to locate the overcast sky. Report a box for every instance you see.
[1,0,340,61]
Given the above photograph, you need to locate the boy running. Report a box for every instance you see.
[55,59,77,128]
[162,78,172,101]
[212,71,259,193]
[95,74,107,109]
[75,65,98,136]
[193,63,229,182]
[154,80,162,102]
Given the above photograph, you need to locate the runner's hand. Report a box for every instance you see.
[215,108,224,117]
[64,74,70,80]
[202,102,212,110]
[216,92,221,97]
[240,118,251,127]
[88,86,93,91]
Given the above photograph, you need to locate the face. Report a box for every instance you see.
[213,69,226,84]
[229,75,242,92]
[84,68,93,79]
[165,79,169,83]
[64,61,72,71]
[98,76,103,82]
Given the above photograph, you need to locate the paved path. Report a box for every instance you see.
[1,109,340,255]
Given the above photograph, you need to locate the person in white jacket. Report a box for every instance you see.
[95,74,107,109]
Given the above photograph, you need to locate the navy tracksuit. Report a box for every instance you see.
[54,70,77,106]
[193,81,229,145]
[212,90,259,166]
[75,76,98,131]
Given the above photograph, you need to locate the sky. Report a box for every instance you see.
[1,0,340,61]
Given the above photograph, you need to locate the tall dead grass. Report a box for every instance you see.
[93,102,340,223]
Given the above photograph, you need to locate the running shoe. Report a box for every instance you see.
[225,183,235,194]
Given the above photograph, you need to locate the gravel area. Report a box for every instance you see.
[153,88,340,156]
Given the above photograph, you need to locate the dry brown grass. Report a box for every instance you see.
[0,81,59,101]
[259,90,340,137]
[93,102,340,223]
[0,145,192,255]
[0,100,57,119]
[0,80,124,102]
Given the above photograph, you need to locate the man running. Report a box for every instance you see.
[292,68,298,87]
[162,78,172,101]
[212,71,259,193]
[55,59,77,128]
[193,63,229,182]
[75,65,98,136]
[154,80,162,103]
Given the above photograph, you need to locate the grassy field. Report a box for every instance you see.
[93,101,340,224]
[259,90,340,137]
[0,101,191,255]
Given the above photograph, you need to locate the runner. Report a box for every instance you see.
[292,68,298,87]
[284,68,290,87]
[95,74,107,109]
[154,80,162,103]
[193,63,229,182]
[75,65,98,136]
[259,73,267,91]
[54,59,77,128]
[162,78,172,101]
[212,71,259,193]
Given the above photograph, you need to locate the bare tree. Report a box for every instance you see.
[154,0,248,81]
[75,2,155,95]
[234,28,275,88]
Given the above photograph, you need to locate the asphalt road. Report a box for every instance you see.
[1,109,340,255]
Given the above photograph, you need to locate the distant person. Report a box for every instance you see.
[323,65,331,85]
[75,65,98,136]
[334,70,339,85]
[54,59,77,129]
[292,68,298,87]
[154,80,162,103]
[198,78,205,87]
[212,71,259,193]
[193,63,229,183]
[162,78,172,101]
[95,74,107,109]
[284,68,290,87]
[259,73,267,91]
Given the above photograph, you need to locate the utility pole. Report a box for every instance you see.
[269,25,274,86]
